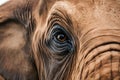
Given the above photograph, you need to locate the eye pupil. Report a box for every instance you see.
[56,33,66,42]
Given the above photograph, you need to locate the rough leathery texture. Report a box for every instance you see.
[0,0,120,80]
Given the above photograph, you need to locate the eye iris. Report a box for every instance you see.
[56,33,66,42]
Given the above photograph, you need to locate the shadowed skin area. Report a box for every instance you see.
[0,0,120,80]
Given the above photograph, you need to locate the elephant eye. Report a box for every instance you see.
[46,24,74,55]
[54,29,67,42]
[56,33,66,42]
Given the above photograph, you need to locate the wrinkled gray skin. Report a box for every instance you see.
[0,0,120,80]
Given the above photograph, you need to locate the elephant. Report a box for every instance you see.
[0,0,120,80]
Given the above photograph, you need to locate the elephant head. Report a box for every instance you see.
[0,0,120,80]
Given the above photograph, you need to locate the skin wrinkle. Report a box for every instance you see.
[0,0,120,80]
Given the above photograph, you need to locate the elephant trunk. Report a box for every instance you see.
[84,44,120,80]
[80,29,120,80]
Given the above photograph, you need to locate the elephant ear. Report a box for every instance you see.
[0,1,38,80]
[0,0,26,22]
[0,0,26,50]
[0,0,13,23]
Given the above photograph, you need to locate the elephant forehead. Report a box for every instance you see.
[47,1,94,36]
[49,1,94,22]
[49,0,120,32]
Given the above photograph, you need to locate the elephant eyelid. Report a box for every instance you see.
[47,13,66,28]
[47,9,73,30]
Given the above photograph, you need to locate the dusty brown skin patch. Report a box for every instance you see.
[0,0,120,80]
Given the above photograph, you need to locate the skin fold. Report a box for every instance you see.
[0,0,120,80]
